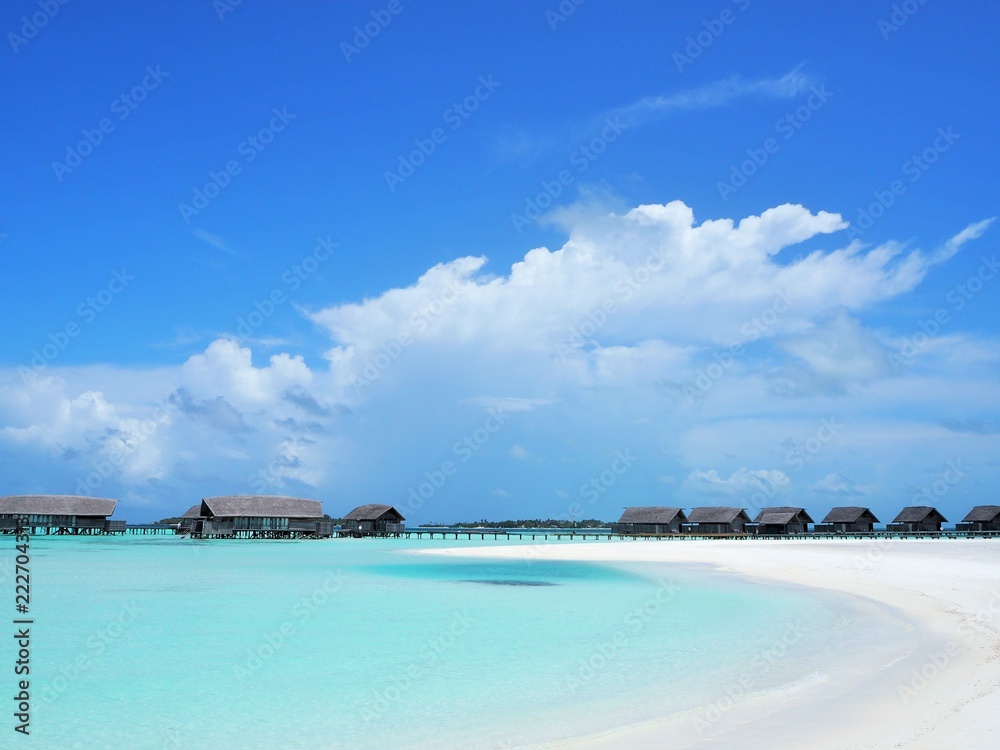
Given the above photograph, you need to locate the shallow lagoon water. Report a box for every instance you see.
[1,536,910,749]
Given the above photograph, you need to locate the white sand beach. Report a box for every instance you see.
[419,539,1000,749]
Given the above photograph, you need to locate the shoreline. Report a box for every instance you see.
[416,539,1000,749]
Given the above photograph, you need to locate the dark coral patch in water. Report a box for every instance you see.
[459,579,558,587]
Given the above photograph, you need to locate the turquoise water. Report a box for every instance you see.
[0,537,900,749]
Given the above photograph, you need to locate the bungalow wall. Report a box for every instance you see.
[611,520,682,534]
[758,522,809,535]
[1,514,112,532]
[684,521,746,534]
[190,517,331,537]
[343,519,405,535]
[887,520,942,533]
[815,521,874,533]
[956,519,1000,532]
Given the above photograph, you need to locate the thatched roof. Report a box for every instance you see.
[962,505,1000,523]
[0,494,117,517]
[180,504,202,519]
[822,506,879,524]
[201,495,323,519]
[892,506,947,523]
[753,507,814,525]
[616,507,687,524]
[343,504,405,522]
[687,507,749,524]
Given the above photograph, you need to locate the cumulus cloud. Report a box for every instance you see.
[181,339,313,409]
[812,472,866,497]
[310,201,985,403]
[168,387,251,433]
[682,468,791,497]
[0,199,995,521]
[772,312,893,396]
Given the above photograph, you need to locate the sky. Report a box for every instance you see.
[1,0,998,524]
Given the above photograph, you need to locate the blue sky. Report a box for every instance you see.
[1,0,998,524]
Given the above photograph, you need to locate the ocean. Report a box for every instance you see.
[1,536,914,749]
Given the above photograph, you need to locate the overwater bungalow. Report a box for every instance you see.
[957,505,1000,532]
[184,495,334,539]
[750,507,814,535]
[886,506,947,533]
[683,507,750,534]
[815,507,880,533]
[611,507,687,535]
[177,504,202,533]
[0,494,124,534]
[341,504,406,537]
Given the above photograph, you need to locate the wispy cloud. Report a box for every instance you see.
[461,396,554,413]
[928,217,996,265]
[192,229,240,256]
[495,66,815,164]
[607,65,813,126]
[151,329,203,350]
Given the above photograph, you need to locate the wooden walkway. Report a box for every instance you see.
[125,524,176,535]
[403,529,610,541]
[398,529,999,542]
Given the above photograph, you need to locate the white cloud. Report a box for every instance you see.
[682,467,791,498]
[463,397,554,413]
[497,67,817,163]
[812,473,867,497]
[181,339,313,409]
[773,312,893,395]
[0,200,996,522]
[612,66,814,123]
[192,229,239,256]
[309,201,988,401]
